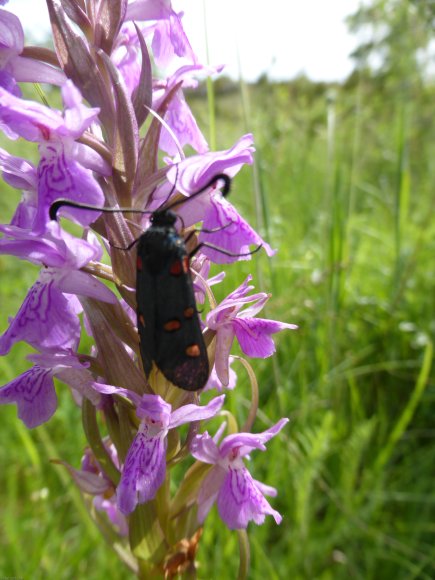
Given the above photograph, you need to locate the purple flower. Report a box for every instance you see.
[204,357,238,392]
[167,134,255,203]
[151,10,197,68]
[126,2,197,68]
[199,192,276,263]
[191,418,289,529]
[126,0,172,22]
[0,147,37,228]
[0,365,58,428]
[0,351,100,428]
[191,254,225,304]
[0,222,116,354]
[0,9,64,94]
[116,393,225,514]
[89,383,225,515]
[111,24,142,97]
[0,81,108,229]
[59,444,128,536]
[153,65,223,155]
[0,0,294,557]
[163,134,275,261]
[206,276,297,385]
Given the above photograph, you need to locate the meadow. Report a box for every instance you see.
[0,68,434,578]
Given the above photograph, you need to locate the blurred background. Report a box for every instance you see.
[0,1,434,578]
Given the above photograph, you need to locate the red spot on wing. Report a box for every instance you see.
[185,344,201,358]
[170,260,182,276]
[137,255,143,271]
[163,319,182,332]
[184,307,194,319]
[182,256,189,273]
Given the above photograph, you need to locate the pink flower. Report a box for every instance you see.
[206,276,297,385]
[191,418,289,529]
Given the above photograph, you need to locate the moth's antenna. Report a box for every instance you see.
[49,201,153,222]
[49,174,231,221]
[156,162,179,209]
[165,173,231,213]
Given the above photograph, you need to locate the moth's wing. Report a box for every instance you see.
[136,237,155,378]
[153,243,209,391]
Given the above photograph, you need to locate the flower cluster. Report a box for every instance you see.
[0,0,295,574]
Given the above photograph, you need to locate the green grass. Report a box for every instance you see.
[0,70,434,579]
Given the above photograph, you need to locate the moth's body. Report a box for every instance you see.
[136,210,209,391]
[48,175,233,392]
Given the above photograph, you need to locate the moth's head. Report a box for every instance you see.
[151,209,177,227]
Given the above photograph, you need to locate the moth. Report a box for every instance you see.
[50,174,234,391]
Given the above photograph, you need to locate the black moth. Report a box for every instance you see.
[49,174,232,391]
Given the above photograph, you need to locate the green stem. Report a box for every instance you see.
[234,356,259,433]
[237,529,250,580]
[82,398,120,485]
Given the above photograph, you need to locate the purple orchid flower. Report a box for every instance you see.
[0,221,116,355]
[167,134,255,200]
[126,0,172,22]
[0,351,100,428]
[151,9,197,68]
[0,8,65,95]
[153,64,223,155]
[206,276,297,385]
[0,147,37,228]
[90,382,225,514]
[81,445,129,537]
[190,254,225,305]
[59,443,128,536]
[111,23,143,97]
[191,418,289,529]
[0,1,296,563]
[204,357,238,392]
[126,1,197,68]
[118,393,225,514]
[144,133,254,214]
[0,80,108,229]
[163,134,275,261]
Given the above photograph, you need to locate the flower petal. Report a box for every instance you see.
[190,431,220,465]
[56,270,117,304]
[220,418,289,459]
[169,394,225,429]
[117,429,167,514]
[212,324,235,386]
[200,196,276,263]
[217,466,282,529]
[196,464,226,524]
[36,141,104,229]
[0,276,80,355]
[0,366,57,428]
[233,317,296,359]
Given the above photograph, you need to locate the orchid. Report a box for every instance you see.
[207,275,297,385]
[0,8,65,94]
[0,1,294,577]
[0,350,100,428]
[191,418,289,529]
[117,392,225,514]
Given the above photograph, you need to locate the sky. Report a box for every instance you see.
[6,0,362,82]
